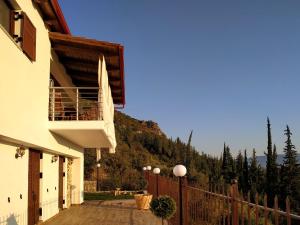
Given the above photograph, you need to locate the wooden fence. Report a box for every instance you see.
[145,171,300,225]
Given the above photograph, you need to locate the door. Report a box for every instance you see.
[28,149,40,225]
[58,156,64,209]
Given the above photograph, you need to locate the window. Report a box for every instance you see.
[0,0,11,33]
[0,1,36,61]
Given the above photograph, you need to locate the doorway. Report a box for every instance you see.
[28,149,40,225]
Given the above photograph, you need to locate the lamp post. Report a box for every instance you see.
[153,167,160,198]
[173,165,187,225]
[96,163,100,191]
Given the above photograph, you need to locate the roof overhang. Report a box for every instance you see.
[33,0,71,34]
[49,32,125,106]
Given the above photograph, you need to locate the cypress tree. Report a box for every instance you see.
[186,130,193,174]
[272,144,279,194]
[221,143,228,182]
[279,126,300,211]
[249,149,258,200]
[236,150,244,189]
[242,150,250,194]
[265,118,277,206]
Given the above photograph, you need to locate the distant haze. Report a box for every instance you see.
[256,154,300,168]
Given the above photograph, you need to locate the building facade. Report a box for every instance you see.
[0,0,125,224]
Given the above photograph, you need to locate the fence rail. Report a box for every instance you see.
[49,87,103,121]
[145,172,300,225]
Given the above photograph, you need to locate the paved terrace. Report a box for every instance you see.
[42,200,164,225]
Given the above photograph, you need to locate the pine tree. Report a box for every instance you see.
[221,143,234,184]
[279,126,300,211]
[241,150,250,194]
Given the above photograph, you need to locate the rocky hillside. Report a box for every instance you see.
[84,111,221,190]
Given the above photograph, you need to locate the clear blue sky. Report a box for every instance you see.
[59,0,300,156]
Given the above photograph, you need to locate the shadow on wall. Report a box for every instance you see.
[0,214,25,225]
[7,215,18,225]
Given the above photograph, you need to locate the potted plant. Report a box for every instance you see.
[150,195,176,225]
[134,191,153,210]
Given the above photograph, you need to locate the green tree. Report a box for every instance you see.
[279,125,300,212]
[236,150,244,190]
[265,118,278,207]
[222,144,235,184]
[249,149,258,200]
[186,130,193,175]
[241,150,250,194]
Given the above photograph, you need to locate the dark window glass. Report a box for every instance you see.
[0,1,10,33]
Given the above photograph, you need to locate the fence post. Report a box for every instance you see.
[183,177,188,225]
[231,179,239,225]
[144,171,149,193]
[156,174,159,198]
[286,197,291,225]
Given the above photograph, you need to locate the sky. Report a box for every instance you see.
[59,0,300,156]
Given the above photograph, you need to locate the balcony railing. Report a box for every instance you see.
[49,87,103,121]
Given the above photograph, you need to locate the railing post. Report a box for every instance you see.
[231,179,238,225]
[76,88,79,120]
[52,88,55,121]
[286,197,291,225]
[179,176,184,225]
[183,177,188,225]
[264,194,268,225]
[156,174,159,198]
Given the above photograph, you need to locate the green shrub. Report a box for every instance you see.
[150,195,176,220]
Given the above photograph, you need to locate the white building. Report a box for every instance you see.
[0,0,125,224]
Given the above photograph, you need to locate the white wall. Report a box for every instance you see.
[0,142,28,225]
[0,1,84,222]
[71,158,84,204]
[99,57,116,152]
[0,0,83,158]
[0,0,114,223]
[40,152,59,221]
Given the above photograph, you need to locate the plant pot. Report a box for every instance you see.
[134,194,153,210]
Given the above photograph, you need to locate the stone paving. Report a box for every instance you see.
[42,199,165,225]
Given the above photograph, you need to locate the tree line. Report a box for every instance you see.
[84,112,300,213]
[220,118,300,213]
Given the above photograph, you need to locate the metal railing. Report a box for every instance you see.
[145,172,300,225]
[49,87,103,121]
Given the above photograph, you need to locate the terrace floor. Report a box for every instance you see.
[42,199,164,225]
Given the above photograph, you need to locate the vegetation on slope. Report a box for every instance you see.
[85,112,300,213]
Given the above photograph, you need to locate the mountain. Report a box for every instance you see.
[84,111,222,190]
[256,154,300,168]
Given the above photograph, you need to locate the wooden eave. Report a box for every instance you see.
[49,32,125,105]
[33,0,70,34]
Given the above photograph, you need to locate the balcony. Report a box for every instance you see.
[48,87,116,151]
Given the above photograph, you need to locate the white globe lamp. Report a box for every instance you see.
[153,167,160,174]
[173,165,187,177]
[146,165,152,171]
[173,164,187,225]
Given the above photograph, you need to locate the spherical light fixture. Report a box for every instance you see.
[153,167,160,174]
[97,163,101,168]
[173,165,187,177]
[143,167,147,171]
[146,165,152,171]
